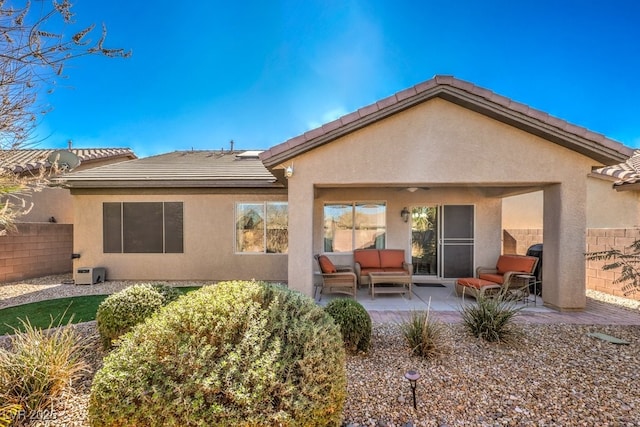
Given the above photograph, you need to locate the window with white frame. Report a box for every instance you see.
[236,202,288,253]
[323,202,386,252]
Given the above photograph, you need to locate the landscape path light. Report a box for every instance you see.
[404,370,421,410]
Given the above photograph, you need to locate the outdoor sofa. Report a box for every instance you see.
[353,249,412,286]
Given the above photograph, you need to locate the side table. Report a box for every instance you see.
[515,274,538,306]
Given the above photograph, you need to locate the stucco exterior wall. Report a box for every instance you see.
[19,157,136,224]
[285,98,597,310]
[19,187,74,224]
[503,192,543,229]
[586,179,640,228]
[71,190,288,282]
[503,179,640,230]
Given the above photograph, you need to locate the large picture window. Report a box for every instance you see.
[236,202,288,253]
[323,202,386,252]
[103,202,183,253]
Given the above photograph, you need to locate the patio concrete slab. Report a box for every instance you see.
[316,282,640,325]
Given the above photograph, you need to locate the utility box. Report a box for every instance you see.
[75,267,106,285]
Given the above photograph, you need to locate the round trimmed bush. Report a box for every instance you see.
[89,281,347,427]
[324,298,372,353]
[150,283,181,304]
[95,284,166,348]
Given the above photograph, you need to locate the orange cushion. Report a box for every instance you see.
[379,249,405,268]
[354,250,381,268]
[457,277,499,289]
[317,255,337,273]
[496,255,536,274]
[478,273,504,284]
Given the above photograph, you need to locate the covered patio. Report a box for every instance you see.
[260,76,633,311]
[315,282,640,325]
[316,280,545,312]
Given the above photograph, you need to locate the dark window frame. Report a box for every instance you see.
[103,202,183,254]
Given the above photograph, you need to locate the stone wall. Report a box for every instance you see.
[585,228,640,301]
[503,229,543,255]
[0,223,73,282]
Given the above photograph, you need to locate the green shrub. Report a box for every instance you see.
[460,293,521,343]
[95,284,165,348]
[324,298,372,353]
[89,280,347,427]
[401,307,446,359]
[0,318,87,417]
[150,283,181,304]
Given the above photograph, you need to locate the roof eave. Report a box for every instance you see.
[261,81,632,168]
[614,182,640,192]
[63,179,283,189]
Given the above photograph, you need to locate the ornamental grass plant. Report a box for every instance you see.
[460,291,522,343]
[400,300,447,359]
[0,317,88,418]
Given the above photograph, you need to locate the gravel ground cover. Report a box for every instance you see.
[1,275,639,426]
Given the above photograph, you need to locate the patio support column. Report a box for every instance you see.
[286,179,315,297]
[542,182,587,310]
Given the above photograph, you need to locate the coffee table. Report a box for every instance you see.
[368,272,412,299]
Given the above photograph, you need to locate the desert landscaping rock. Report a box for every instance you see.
[1,275,639,426]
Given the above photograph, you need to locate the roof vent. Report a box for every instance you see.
[236,150,263,159]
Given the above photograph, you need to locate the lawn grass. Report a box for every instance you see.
[0,286,201,335]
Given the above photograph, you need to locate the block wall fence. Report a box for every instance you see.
[504,228,640,302]
[0,223,73,282]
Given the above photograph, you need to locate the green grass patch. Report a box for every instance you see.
[0,286,201,336]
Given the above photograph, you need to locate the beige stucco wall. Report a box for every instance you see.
[503,192,543,229]
[286,97,598,310]
[71,190,288,282]
[19,157,135,224]
[503,179,640,229]
[19,187,74,224]
[586,178,640,228]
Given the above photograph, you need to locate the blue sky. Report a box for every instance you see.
[34,0,640,158]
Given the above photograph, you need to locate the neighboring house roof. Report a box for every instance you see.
[1,148,137,174]
[260,75,633,168]
[592,151,640,190]
[62,150,282,189]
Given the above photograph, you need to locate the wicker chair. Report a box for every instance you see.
[456,254,538,300]
[314,254,357,299]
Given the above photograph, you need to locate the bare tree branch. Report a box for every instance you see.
[0,0,130,233]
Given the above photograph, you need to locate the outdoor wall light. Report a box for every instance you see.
[284,165,294,178]
[401,207,410,223]
[404,369,421,409]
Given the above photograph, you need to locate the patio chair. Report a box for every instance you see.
[314,254,357,299]
[455,254,538,301]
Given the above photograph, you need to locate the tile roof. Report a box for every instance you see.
[592,151,640,187]
[1,148,136,173]
[62,150,281,189]
[260,75,633,167]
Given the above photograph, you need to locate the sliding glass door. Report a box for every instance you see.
[440,205,474,278]
[411,206,437,275]
[411,205,475,278]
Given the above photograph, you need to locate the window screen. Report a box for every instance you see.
[103,202,183,253]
